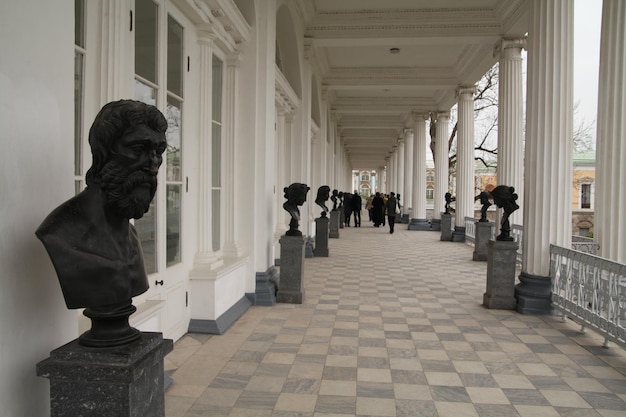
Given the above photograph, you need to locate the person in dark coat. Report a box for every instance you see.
[385,192,399,234]
[343,191,353,226]
[351,190,362,227]
[371,192,385,227]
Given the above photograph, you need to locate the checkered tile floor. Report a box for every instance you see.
[165,223,626,417]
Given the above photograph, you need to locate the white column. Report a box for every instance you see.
[412,115,428,221]
[403,128,414,213]
[517,0,573,313]
[455,87,476,234]
[595,0,626,263]
[495,37,527,227]
[396,138,405,199]
[274,111,287,240]
[100,0,133,102]
[390,148,397,193]
[222,55,242,258]
[433,112,450,221]
[382,162,388,194]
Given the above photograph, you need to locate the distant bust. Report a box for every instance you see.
[36,100,168,310]
[331,189,339,210]
[315,185,331,217]
[283,182,310,236]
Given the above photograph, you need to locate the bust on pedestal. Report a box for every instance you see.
[278,183,310,303]
[314,185,330,257]
[473,190,494,261]
[35,100,173,416]
[440,193,455,241]
[329,189,340,238]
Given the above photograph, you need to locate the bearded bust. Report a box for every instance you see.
[36,100,167,310]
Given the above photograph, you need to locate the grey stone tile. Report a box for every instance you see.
[474,404,521,417]
[502,389,549,405]
[578,391,626,410]
[314,395,356,414]
[234,391,279,409]
[356,382,395,398]
[322,366,357,381]
[430,385,471,402]
[395,400,438,417]
[459,373,499,388]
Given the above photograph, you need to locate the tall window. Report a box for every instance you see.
[426,186,434,200]
[134,2,185,271]
[134,0,159,273]
[212,55,223,252]
[74,0,85,194]
[581,183,591,209]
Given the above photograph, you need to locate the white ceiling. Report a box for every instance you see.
[298,0,528,171]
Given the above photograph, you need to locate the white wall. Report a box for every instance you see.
[0,1,77,415]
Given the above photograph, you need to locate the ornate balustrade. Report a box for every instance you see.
[550,244,626,349]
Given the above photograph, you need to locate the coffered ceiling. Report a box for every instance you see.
[297,0,528,170]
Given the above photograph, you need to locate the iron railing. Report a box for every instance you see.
[550,244,626,349]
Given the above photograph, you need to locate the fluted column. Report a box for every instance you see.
[390,148,397,193]
[409,115,430,230]
[403,128,414,215]
[595,0,626,263]
[274,111,287,240]
[222,55,242,258]
[433,112,450,223]
[453,87,476,242]
[516,0,574,314]
[396,138,405,199]
[495,37,527,227]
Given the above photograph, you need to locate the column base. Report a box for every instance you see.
[515,271,554,315]
[37,333,173,417]
[451,226,466,242]
[431,218,441,231]
[408,218,431,230]
[253,266,279,306]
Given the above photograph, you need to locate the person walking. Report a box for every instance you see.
[371,192,385,227]
[365,194,374,222]
[343,191,353,226]
[385,192,399,234]
[351,190,362,227]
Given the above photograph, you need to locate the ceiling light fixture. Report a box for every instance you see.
[389,47,400,54]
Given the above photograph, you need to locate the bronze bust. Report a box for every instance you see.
[36,100,168,346]
[283,183,310,236]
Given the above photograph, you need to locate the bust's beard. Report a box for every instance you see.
[99,161,158,219]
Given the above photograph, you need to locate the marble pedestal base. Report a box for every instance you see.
[314,216,329,257]
[473,222,493,261]
[37,332,173,417]
[408,218,430,230]
[483,240,518,309]
[277,235,305,304]
[329,210,340,238]
[440,214,454,241]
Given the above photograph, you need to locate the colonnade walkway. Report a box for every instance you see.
[164,222,626,417]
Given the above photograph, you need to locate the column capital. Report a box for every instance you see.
[226,53,243,68]
[411,111,430,121]
[198,27,218,45]
[403,128,414,136]
[435,111,450,121]
[456,85,476,99]
[494,37,527,59]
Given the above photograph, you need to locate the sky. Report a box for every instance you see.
[573,0,602,144]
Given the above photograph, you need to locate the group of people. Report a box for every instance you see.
[365,192,401,234]
[342,190,362,227]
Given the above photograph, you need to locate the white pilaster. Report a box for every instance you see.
[455,86,476,229]
[433,112,450,220]
[412,115,428,220]
[396,138,405,198]
[595,0,626,263]
[222,55,243,259]
[495,37,527,227]
[403,128,414,212]
[522,0,574,277]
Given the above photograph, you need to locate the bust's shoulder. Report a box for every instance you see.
[36,189,102,240]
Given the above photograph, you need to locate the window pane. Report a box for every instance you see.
[212,189,221,251]
[211,123,221,187]
[167,15,183,98]
[135,79,157,105]
[75,0,85,48]
[135,199,157,274]
[74,51,84,177]
[166,97,182,181]
[166,184,181,266]
[212,55,223,123]
[135,0,158,83]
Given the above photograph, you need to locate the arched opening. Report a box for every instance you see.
[275,4,302,98]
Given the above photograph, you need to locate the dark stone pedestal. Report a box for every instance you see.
[37,332,173,417]
[277,235,305,304]
[401,213,410,224]
[440,214,453,241]
[452,225,466,242]
[515,271,553,314]
[254,266,279,306]
[329,210,340,238]
[473,222,493,261]
[483,240,518,309]
[408,218,430,230]
[305,236,314,258]
[339,207,344,228]
[431,218,442,231]
[314,216,329,257]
